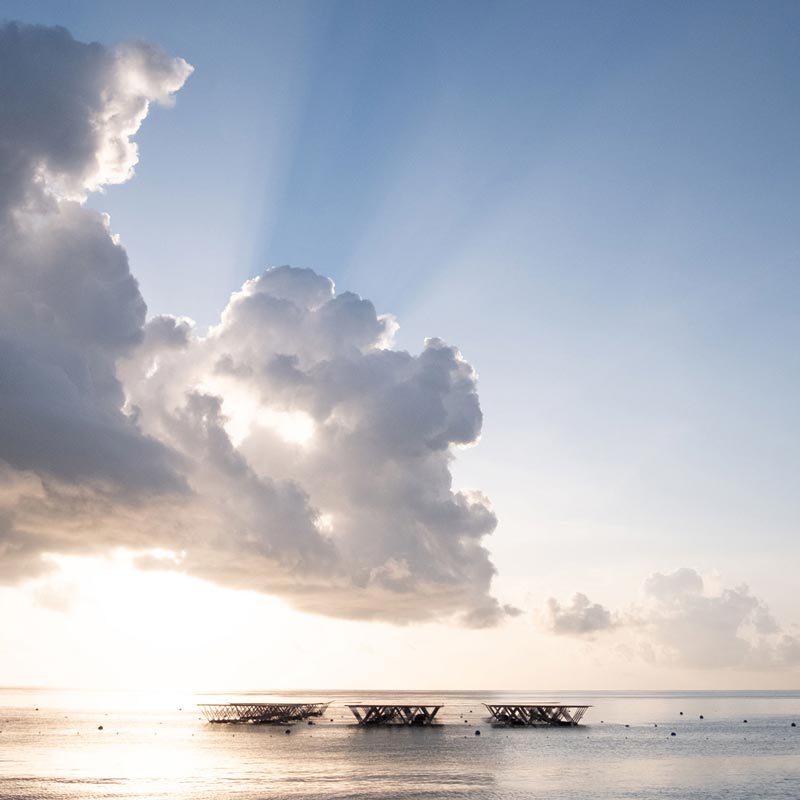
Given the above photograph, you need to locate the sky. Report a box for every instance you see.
[0,0,798,690]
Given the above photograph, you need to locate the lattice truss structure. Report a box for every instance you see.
[484,703,592,726]
[199,702,330,723]
[347,704,443,725]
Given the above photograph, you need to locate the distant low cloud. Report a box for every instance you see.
[542,568,800,670]
[545,593,616,636]
[0,23,512,626]
[637,568,798,670]
[31,576,80,614]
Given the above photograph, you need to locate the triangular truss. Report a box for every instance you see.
[346,704,443,725]
[484,703,591,726]
[198,702,330,724]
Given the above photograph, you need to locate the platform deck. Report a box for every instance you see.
[347,704,442,725]
[484,703,591,726]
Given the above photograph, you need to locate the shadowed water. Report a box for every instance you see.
[1,689,798,799]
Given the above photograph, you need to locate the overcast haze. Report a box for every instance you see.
[0,1,798,690]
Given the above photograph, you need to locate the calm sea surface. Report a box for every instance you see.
[1,688,798,799]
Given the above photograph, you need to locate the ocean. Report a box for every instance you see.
[1,688,798,799]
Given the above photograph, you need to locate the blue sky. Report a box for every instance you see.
[6,1,797,316]
[1,1,798,686]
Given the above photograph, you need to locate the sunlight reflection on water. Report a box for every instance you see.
[1,689,798,799]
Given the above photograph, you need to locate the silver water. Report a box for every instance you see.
[1,689,798,799]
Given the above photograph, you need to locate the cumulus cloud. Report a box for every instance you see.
[119,267,505,622]
[543,568,800,670]
[0,23,190,497]
[545,593,616,636]
[0,23,192,213]
[0,23,511,625]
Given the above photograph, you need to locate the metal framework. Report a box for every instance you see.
[483,703,591,726]
[199,702,330,724]
[347,704,443,725]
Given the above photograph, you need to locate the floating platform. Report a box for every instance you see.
[347,704,442,725]
[484,703,591,726]
[199,702,330,724]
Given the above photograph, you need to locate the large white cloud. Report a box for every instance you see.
[119,267,507,623]
[0,23,511,626]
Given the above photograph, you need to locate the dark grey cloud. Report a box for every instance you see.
[0,21,191,490]
[0,22,191,216]
[0,22,191,577]
[0,25,511,626]
[0,335,184,492]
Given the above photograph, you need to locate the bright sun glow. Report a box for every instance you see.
[256,407,316,445]
[197,378,316,447]
[15,551,304,689]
